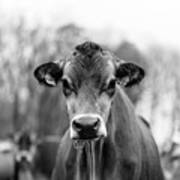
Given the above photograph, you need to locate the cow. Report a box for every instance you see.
[34,41,164,180]
[14,131,36,180]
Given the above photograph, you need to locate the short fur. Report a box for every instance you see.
[51,87,164,180]
[34,41,164,180]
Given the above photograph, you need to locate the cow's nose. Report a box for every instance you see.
[73,119,100,131]
[72,117,100,140]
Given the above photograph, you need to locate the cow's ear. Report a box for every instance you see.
[34,62,63,87]
[115,62,145,87]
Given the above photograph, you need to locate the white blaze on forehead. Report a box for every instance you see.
[70,113,107,139]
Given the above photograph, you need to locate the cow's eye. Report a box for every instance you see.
[105,79,116,96]
[62,79,75,97]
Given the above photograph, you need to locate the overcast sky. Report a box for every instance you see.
[1,0,180,49]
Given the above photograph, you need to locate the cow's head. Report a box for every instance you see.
[14,131,37,167]
[34,42,145,141]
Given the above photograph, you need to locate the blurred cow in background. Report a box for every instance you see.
[13,131,36,180]
[0,130,41,180]
[13,131,57,180]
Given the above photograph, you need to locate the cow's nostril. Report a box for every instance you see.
[72,121,82,132]
[93,119,100,130]
[73,119,100,131]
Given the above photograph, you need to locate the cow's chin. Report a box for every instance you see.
[73,139,86,149]
[72,136,104,149]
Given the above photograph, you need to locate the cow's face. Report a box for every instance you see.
[15,132,36,164]
[34,42,145,141]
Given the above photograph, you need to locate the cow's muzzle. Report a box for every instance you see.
[70,114,107,140]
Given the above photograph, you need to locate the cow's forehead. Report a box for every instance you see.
[63,49,115,84]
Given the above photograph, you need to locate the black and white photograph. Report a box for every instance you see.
[0,0,179,180]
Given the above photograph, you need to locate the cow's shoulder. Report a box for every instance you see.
[136,116,164,180]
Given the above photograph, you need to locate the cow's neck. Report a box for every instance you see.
[75,141,97,180]
[110,87,139,147]
[74,137,115,180]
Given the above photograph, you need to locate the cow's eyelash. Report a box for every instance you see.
[62,79,71,89]
[62,78,76,96]
[100,79,116,94]
[107,79,116,90]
